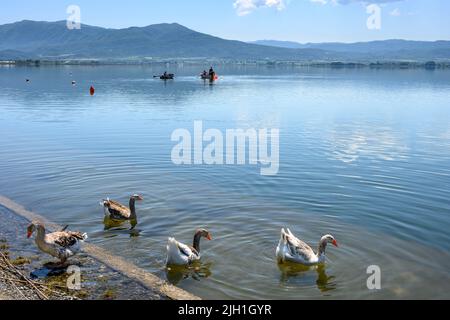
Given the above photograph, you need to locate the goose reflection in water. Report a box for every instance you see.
[103,217,140,237]
[166,261,213,285]
[278,263,337,293]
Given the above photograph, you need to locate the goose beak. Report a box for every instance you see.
[207,233,212,241]
[332,239,338,247]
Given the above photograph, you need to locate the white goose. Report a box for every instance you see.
[27,221,88,266]
[166,229,212,266]
[276,228,338,266]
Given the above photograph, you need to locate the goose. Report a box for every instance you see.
[101,194,143,221]
[276,228,338,266]
[166,229,212,266]
[27,221,88,266]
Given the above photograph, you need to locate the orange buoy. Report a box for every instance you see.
[90,86,95,96]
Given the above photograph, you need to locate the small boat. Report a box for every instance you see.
[201,73,218,81]
[157,73,174,80]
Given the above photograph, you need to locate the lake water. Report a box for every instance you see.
[0,65,449,299]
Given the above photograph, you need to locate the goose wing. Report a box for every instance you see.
[177,241,198,258]
[166,237,198,265]
[283,228,316,262]
[103,199,131,219]
[47,231,87,248]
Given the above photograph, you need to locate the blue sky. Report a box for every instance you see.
[1,0,449,42]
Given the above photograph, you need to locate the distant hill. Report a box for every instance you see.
[0,20,337,61]
[0,20,449,62]
[252,39,450,51]
[250,40,307,49]
[251,39,450,60]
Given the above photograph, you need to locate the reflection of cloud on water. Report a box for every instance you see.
[332,134,367,163]
[328,125,409,164]
[234,108,281,130]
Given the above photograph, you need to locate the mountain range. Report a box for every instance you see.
[251,39,450,55]
[1,20,449,62]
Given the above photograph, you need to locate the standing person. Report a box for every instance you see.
[209,67,216,81]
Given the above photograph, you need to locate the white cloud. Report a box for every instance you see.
[334,0,402,3]
[234,0,286,16]
[389,8,401,16]
[233,0,405,16]
[311,0,404,4]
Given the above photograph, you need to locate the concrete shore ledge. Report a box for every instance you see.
[0,195,200,301]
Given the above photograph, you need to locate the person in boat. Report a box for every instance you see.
[209,67,215,77]
[163,71,168,78]
[202,70,208,78]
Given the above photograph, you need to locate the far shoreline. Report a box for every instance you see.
[1,59,449,70]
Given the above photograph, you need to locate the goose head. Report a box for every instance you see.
[27,221,44,238]
[321,234,338,247]
[131,194,144,201]
[192,229,212,253]
[196,228,212,241]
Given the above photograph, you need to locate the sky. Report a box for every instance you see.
[1,0,449,43]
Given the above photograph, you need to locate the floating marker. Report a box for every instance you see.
[90,86,95,96]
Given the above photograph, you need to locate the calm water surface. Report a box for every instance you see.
[0,65,449,299]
